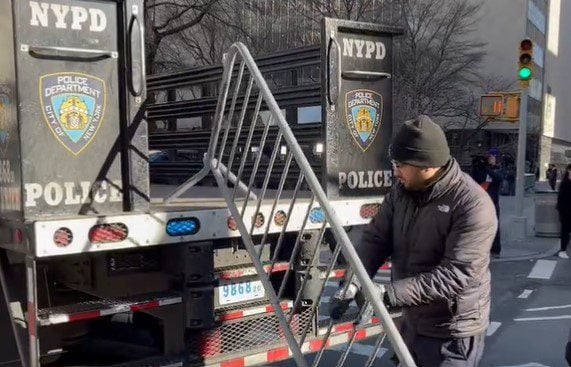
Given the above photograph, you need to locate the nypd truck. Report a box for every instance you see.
[0,1,414,366]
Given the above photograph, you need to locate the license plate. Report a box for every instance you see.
[218,280,265,306]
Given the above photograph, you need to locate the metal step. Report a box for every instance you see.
[37,292,182,326]
[189,306,314,360]
[200,317,388,367]
[319,263,391,280]
[215,261,289,280]
[108,356,183,367]
[215,299,294,322]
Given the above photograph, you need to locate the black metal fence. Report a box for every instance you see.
[146,45,324,185]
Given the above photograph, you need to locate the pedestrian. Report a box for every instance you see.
[507,165,516,196]
[471,155,487,189]
[331,115,497,366]
[471,153,503,257]
[556,163,571,259]
[548,163,558,191]
[566,327,571,365]
[484,153,504,257]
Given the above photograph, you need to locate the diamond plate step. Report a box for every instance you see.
[37,291,182,326]
[215,299,294,322]
[214,261,290,280]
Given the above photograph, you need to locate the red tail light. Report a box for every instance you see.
[253,213,265,228]
[273,210,287,226]
[89,223,128,244]
[360,203,381,219]
[54,228,73,247]
[227,216,238,231]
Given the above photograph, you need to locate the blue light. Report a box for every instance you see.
[309,207,326,223]
[166,218,200,236]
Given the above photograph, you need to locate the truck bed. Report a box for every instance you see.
[150,184,313,211]
[24,185,380,258]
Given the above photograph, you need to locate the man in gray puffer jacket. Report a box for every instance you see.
[332,115,497,366]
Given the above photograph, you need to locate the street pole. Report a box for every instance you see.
[511,88,528,241]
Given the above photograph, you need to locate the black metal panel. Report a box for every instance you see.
[11,0,147,218]
[0,0,23,221]
[185,285,215,329]
[184,243,214,285]
[321,18,403,199]
[119,0,149,212]
[146,45,320,92]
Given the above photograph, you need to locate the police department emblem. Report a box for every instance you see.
[40,72,106,155]
[345,89,383,152]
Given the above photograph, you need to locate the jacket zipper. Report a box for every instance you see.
[402,202,420,274]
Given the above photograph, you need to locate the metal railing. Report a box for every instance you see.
[170,42,416,367]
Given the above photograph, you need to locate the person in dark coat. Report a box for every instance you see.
[556,164,571,259]
[548,163,558,190]
[471,153,503,256]
[331,116,497,367]
[484,153,504,256]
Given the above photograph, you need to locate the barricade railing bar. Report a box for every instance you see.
[177,42,416,367]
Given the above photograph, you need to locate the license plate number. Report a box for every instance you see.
[219,280,265,306]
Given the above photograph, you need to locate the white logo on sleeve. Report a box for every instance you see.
[437,205,450,213]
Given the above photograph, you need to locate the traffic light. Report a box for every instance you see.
[518,39,533,87]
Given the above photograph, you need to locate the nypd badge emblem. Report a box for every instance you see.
[345,89,383,152]
[40,72,106,156]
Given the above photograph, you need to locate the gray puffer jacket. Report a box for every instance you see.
[358,158,497,339]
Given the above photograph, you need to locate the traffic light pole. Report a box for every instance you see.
[512,88,528,241]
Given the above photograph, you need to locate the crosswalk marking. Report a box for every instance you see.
[527,260,556,280]
[332,343,388,359]
[525,303,571,312]
[486,321,501,336]
[514,315,571,321]
[497,363,552,367]
[518,289,533,299]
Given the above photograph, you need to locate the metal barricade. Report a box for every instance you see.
[170,42,415,367]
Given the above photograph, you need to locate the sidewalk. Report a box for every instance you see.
[494,190,559,262]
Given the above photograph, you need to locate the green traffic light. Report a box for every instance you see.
[519,67,532,80]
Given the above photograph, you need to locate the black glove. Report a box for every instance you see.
[383,283,401,308]
[330,282,359,320]
[355,283,384,324]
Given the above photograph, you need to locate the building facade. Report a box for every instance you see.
[540,0,571,176]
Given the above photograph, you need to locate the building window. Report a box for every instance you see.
[528,0,546,34]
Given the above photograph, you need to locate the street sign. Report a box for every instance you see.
[479,92,521,121]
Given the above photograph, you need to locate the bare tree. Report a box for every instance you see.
[392,0,486,123]
[145,0,220,73]
[298,0,399,23]
[148,0,489,125]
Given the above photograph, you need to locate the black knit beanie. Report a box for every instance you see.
[391,115,450,167]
